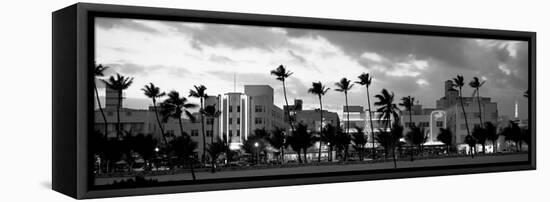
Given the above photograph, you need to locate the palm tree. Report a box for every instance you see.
[142,83,168,147]
[334,125,351,161]
[287,123,315,163]
[189,85,208,164]
[102,73,134,139]
[94,64,109,138]
[485,122,499,153]
[405,126,427,161]
[308,81,330,162]
[469,77,486,126]
[472,125,487,153]
[437,128,453,154]
[271,65,295,132]
[356,73,377,159]
[374,89,400,132]
[351,126,368,161]
[335,78,354,135]
[400,96,415,128]
[171,135,198,180]
[502,121,522,151]
[268,127,287,163]
[160,91,198,137]
[202,104,221,144]
[450,76,471,138]
[375,121,402,168]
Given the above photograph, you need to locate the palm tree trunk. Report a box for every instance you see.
[116,91,122,139]
[459,89,471,137]
[152,100,168,147]
[345,91,350,162]
[476,89,483,127]
[282,80,295,132]
[303,148,308,163]
[318,96,323,162]
[366,87,376,160]
[178,117,185,137]
[211,117,215,144]
[392,147,397,168]
[200,99,207,165]
[94,84,108,138]
[297,150,302,163]
[189,160,196,180]
[281,146,285,163]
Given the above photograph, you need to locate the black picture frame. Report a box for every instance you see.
[52,3,536,199]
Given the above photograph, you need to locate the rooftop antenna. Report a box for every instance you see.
[514,100,518,119]
[233,72,236,92]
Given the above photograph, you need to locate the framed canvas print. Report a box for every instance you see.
[52,3,536,199]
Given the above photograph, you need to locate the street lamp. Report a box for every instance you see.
[254,142,259,164]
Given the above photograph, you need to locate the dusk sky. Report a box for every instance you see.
[94,17,529,119]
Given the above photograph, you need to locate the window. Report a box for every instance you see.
[229,106,233,112]
[206,118,214,125]
[126,111,132,116]
[255,105,262,112]
[237,118,240,124]
[436,121,443,127]
[255,117,262,124]
[237,106,240,112]
[229,130,233,137]
[206,130,213,137]
[419,122,429,127]
[229,118,232,124]
[405,122,415,127]
[236,130,240,136]
[166,130,175,137]
[191,129,199,137]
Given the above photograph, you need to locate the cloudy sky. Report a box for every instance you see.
[95,17,529,119]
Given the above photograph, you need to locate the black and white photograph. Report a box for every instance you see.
[91,16,531,188]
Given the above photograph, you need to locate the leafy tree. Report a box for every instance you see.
[376,121,402,168]
[242,135,268,164]
[334,125,352,161]
[437,128,453,154]
[160,91,198,137]
[501,121,522,151]
[171,135,198,180]
[464,135,477,158]
[206,138,229,173]
[102,73,134,139]
[287,123,315,163]
[472,125,487,153]
[484,122,499,153]
[405,126,427,161]
[268,127,287,163]
[351,127,368,161]
[321,124,338,162]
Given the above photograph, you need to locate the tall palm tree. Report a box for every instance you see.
[374,89,400,132]
[94,64,109,138]
[335,77,354,135]
[160,91,198,137]
[356,73,377,160]
[202,104,221,144]
[271,65,295,132]
[308,81,330,162]
[189,85,208,164]
[321,124,338,162]
[469,77,486,126]
[102,73,134,139]
[451,76,471,138]
[400,96,415,128]
[142,83,168,147]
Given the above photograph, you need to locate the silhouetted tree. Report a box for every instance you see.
[335,78,354,137]
[464,135,477,158]
[102,73,134,139]
[287,123,315,163]
[501,121,522,151]
[405,126,427,161]
[485,122,499,153]
[400,96,415,128]
[334,125,352,161]
[472,125,487,153]
[206,138,229,173]
[375,121,403,168]
[356,73,377,159]
[189,85,208,164]
[94,64,109,138]
[321,124,338,162]
[308,81,330,162]
[437,128,453,154]
[469,77,486,126]
[351,127,368,161]
[142,83,168,147]
[375,89,400,132]
[201,104,221,144]
[160,91,198,138]
[450,76,471,138]
[171,135,198,180]
[271,65,295,132]
[268,127,287,163]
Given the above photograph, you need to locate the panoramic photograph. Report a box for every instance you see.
[91,17,530,188]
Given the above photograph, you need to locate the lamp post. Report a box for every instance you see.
[254,142,259,164]
[154,147,159,171]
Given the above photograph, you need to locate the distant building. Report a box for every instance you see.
[295,109,340,133]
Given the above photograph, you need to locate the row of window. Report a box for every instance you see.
[403,121,443,128]
[460,112,498,120]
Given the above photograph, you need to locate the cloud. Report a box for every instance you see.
[96,17,159,34]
